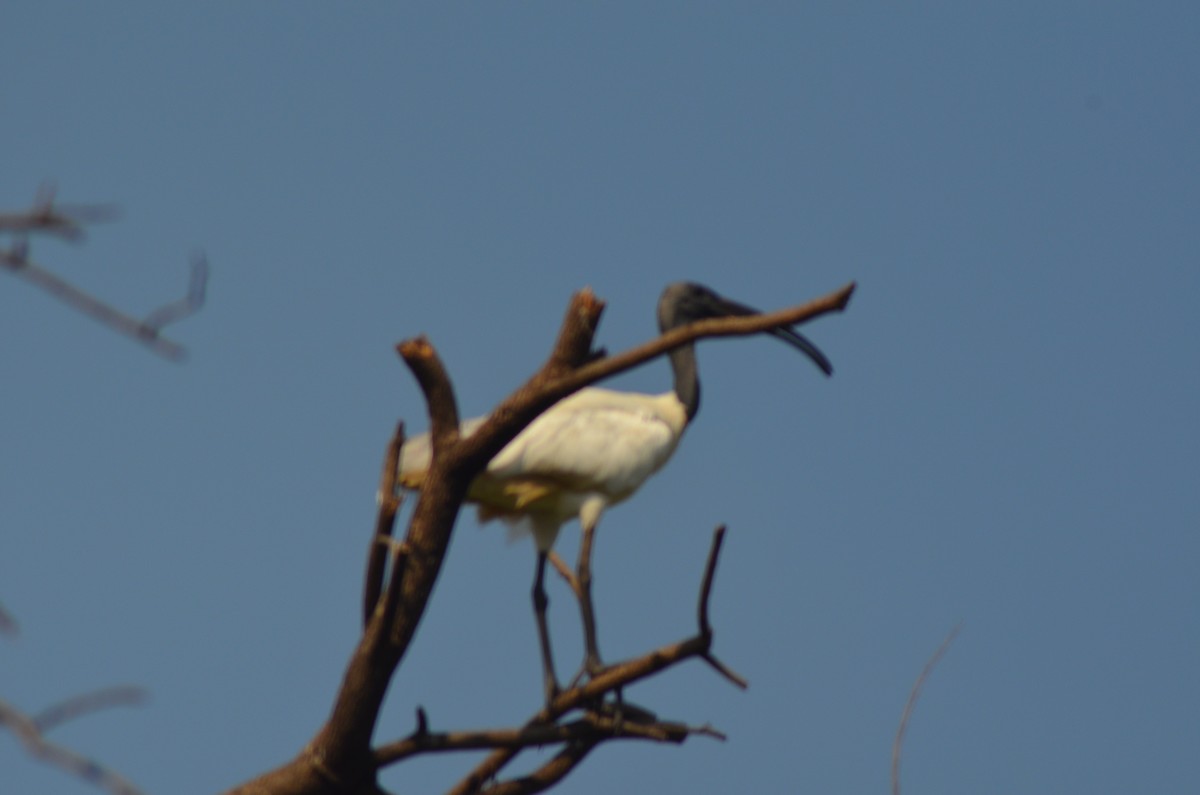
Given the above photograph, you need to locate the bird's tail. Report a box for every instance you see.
[485,511,560,553]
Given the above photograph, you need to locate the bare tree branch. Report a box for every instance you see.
[892,623,962,795]
[546,551,578,595]
[0,190,206,361]
[0,688,148,795]
[363,424,406,627]
[142,252,209,332]
[0,185,117,241]
[694,526,748,689]
[31,685,148,733]
[484,739,599,795]
[398,337,463,449]
[374,709,713,766]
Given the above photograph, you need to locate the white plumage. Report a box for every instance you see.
[398,388,687,552]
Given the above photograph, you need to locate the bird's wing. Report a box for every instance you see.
[485,389,687,502]
[396,416,488,489]
[397,390,687,511]
[398,417,556,511]
[397,417,558,512]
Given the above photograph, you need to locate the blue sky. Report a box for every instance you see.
[3,4,1198,794]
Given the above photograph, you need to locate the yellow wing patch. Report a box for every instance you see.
[397,471,426,490]
[399,469,557,517]
[469,476,558,519]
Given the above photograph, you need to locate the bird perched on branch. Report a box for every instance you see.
[398,282,833,701]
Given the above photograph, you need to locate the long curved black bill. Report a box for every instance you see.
[769,325,833,376]
[713,293,834,377]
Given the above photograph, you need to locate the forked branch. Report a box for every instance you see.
[0,686,147,795]
[0,189,206,361]
[444,526,738,795]
[375,708,718,766]
[363,423,406,627]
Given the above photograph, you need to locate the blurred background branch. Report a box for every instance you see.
[0,186,206,361]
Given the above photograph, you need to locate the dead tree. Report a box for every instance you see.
[223,281,855,795]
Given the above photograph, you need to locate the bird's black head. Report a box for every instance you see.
[657,281,833,376]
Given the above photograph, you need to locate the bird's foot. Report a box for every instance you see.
[566,653,613,691]
[584,652,609,678]
[543,674,562,708]
[595,693,657,729]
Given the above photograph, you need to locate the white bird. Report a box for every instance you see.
[397,282,833,699]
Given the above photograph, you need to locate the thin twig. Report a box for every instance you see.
[0,695,145,795]
[1,190,205,361]
[695,526,748,689]
[0,188,116,241]
[547,551,579,596]
[892,623,963,795]
[32,685,148,733]
[141,252,208,332]
[364,423,406,626]
[375,710,714,766]
[690,723,728,742]
[0,247,207,361]
[697,525,726,635]
[700,652,749,690]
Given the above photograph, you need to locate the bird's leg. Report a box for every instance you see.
[576,521,604,676]
[532,551,560,703]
